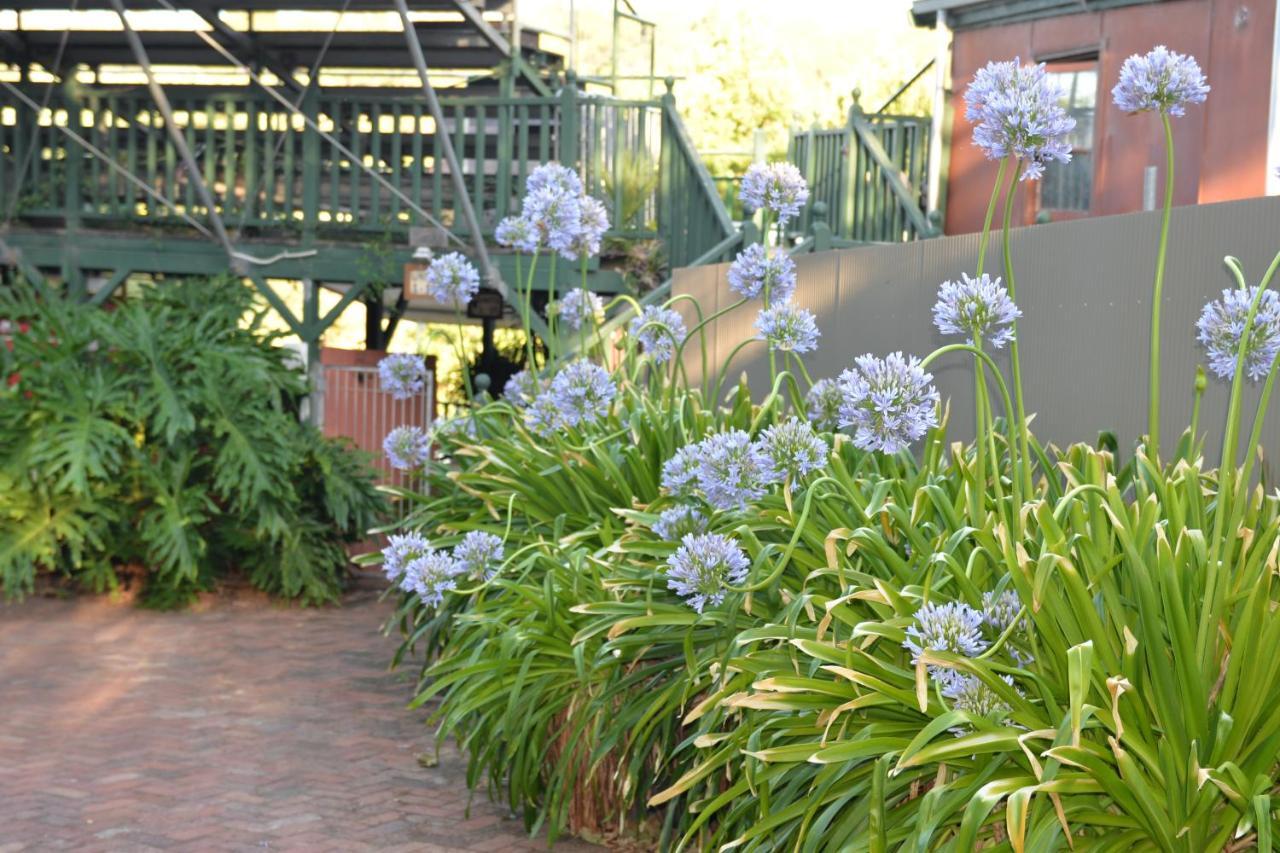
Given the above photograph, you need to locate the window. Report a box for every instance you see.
[1041,62,1098,212]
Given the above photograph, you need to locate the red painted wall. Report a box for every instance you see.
[943,0,1274,234]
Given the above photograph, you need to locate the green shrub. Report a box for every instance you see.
[0,276,387,606]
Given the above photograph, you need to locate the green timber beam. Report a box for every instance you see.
[2,228,624,323]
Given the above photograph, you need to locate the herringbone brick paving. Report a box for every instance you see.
[0,586,599,852]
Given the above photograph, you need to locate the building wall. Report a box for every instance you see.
[943,0,1275,235]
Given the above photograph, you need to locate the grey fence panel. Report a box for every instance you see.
[676,196,1280,465]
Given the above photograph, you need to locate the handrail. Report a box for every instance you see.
[850,117,934,237]
[660,94,736,239]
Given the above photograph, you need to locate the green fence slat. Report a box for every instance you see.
[472,103,485,229]
[452,102,466,236]
[411,103,423,224]
[224,99,239,219]
[389,102,403,221]
[431,107,443,225]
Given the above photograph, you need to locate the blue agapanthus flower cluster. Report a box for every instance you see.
[755,300,821,353]
[665,532,751,613]
[498,164,611,261]
[755,417,829,482]
[902,601,989,692]
[1112,45,1210,116]
[378,353,427,399]
[695,430,773,510]
[806,378,843,432]
[739,162,810,224]
[526,162,582,196]
[629,305,687,364]
[563,196,610,261]
[933,272,1022,349]
[495,215,538,253]
[558,287,605,330]
[502,368,542,407]
[964,58,1076,181]
[453,531,505,581]
[943,674,1015,719]
[1196,286,1280,382]
[651,505,709,542]
[727,243,798,302]
[425,252,481,306]
[402,549,462,608]
[982,588,1034,666]
[660,445,702,495]
[549,360,616,428]
[523,392,563,437]
[837,352,941,454]
[381,532,431,582]
[383,425,431,471]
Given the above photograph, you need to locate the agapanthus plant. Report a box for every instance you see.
[665,532,750,613]
[933,272,1021,349]
[651,505,709,542]
[381,532,431,583]
[502,368,541,407]
[805,378,843,431]
[425,252,481,306]
[727,243,797,302]
[403,550,461,608]
[963,58,1075,181]
[548,360,617,429]
[1196,285,1280,382]
[660,445,702,495]
[1112,45,1210,116]
[558,288,605,331]
[902,600,989,691]
[754,300,820,353]
[378,353,427,399]
[694,430,772,511]
[383,425,431,471]
[1111,46,1210,449]
[754,417,828,482]
[561,196,610,262]
[452,531,505,581]
[495,215,538,253]
[739,162,810,225]
[524,186,582,257]
[629,305,687,364]
[837,352,940,454]
[525,162,583,197]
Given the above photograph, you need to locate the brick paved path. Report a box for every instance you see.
[0,587,597,852]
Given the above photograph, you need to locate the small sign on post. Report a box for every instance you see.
[403,246,434,299]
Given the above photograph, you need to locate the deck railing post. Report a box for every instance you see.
[559,71,580,172]
[301,90,320,244]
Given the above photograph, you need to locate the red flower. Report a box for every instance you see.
[6,372,20,387]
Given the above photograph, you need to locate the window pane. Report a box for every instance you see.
[1042,65,1097,212]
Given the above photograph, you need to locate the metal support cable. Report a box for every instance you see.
[151,0,468,254]
[392,0,548,342]
[112,1,314,271]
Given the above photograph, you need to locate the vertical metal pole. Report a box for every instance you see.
[926,10,951,217]
[303,278,325,428]
[611,0,620,94]
[392,0,550,343]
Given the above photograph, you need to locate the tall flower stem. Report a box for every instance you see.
[452,304,475,402]
[1147,114,1176,454]
[975,156,1011,277]
[999,159,1033,497]
[967,155,1013,519]
[523,250,540,369]
[673,296,746,394]
[546,254,559,360]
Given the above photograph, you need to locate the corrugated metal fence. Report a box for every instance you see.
[673,196,1280,464]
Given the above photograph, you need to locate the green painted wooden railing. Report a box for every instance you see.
[787,98,934,243]
[0,78,733,272]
